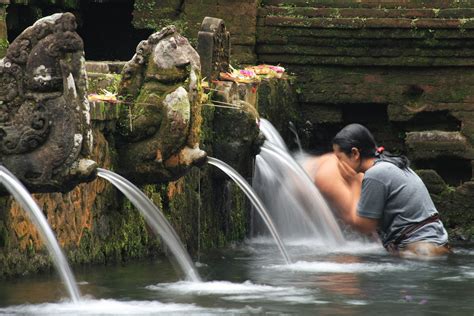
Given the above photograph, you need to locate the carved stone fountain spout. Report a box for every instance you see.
[116,25,207,184]
[0,13,97,193]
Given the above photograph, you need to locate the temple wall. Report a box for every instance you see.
[0,1,474,277]
[134,0,474,240]
[255,0,474,240]
[132,0,259,64]
[0,60,262,277]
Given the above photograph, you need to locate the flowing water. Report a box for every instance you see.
[97,168,201,282]
[258,118,288,151]
[0,239,472,315]
[207,157,291,264]
[0,166,81,303]
[253,140,345,245]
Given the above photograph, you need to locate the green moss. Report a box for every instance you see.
[87,73,122,95]
[0,38,8,58]
[200,101,215,153]
[228,184,249,241]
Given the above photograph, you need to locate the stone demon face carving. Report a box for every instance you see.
[116,26,206,183]
[0,13,97,193]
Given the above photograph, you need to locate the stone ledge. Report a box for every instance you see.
[259,53,474,66]
[261,0,474,9]
[257,44,474,58]
[257,26,474,40]
[263,16,473,29]
[405,131,474,159]
[260,7,474,19]
[86,61,125,74]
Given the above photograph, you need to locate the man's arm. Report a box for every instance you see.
[313,158,359,220]
[314,158,379,234]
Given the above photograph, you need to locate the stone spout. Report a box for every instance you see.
[0,13,97,193]
[115,26,207,184]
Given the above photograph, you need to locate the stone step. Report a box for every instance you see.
[260,0,474,9]
[405,131,474,159]
[257,35,474,50]
[260,16,474,30]
[256,44,474,58]
[257,26,474,40]
[259,6,474,19]
[258,53,474,66]
[85,61,126,74]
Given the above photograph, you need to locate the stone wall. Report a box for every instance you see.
[132,0,259,65]
[1,1,473,279]
[0,61,258,277]
[256,0,474,239]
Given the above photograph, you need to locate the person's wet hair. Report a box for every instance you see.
[332,123,410,170]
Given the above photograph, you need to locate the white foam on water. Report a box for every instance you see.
[0,299,221,315]
[455,248,474,255]
[435,276,464,282]
[247,237,385,256]
[147,280,312,296]
[222,294,319,304]
[284,238,385,255]
[0,298,232,315]
[345,300,369,305]
[464,271,474,278]
[267,260,411,274]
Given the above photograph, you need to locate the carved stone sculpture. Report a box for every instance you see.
[116,26,206,184]
[0,13,97,193]
[197,17,230,82]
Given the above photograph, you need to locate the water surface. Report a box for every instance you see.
[0,239,473,315]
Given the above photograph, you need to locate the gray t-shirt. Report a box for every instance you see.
[357,160,448,248]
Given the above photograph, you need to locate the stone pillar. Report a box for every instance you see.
[197,17,230,82]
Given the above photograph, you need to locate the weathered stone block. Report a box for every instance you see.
[211,80,260,178]
[197,17,230,82]
[405,131,474,160]
[257,77,301,146]
[85,61,110,74]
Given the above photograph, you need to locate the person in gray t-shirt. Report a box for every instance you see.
[330,123,451,258]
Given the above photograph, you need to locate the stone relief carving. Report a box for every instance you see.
[0,13,97,193]
[197,17,230,82]
[116,25,206,184]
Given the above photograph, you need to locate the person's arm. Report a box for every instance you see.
[341,206,379,234]
[327,174,377,234]
[308,155,379,234]
[345,177,385,234]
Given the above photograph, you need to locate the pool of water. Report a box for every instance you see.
[0,238,473,315]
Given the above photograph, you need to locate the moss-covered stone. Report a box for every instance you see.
[257,77,300,147]
[416,169,448,195]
